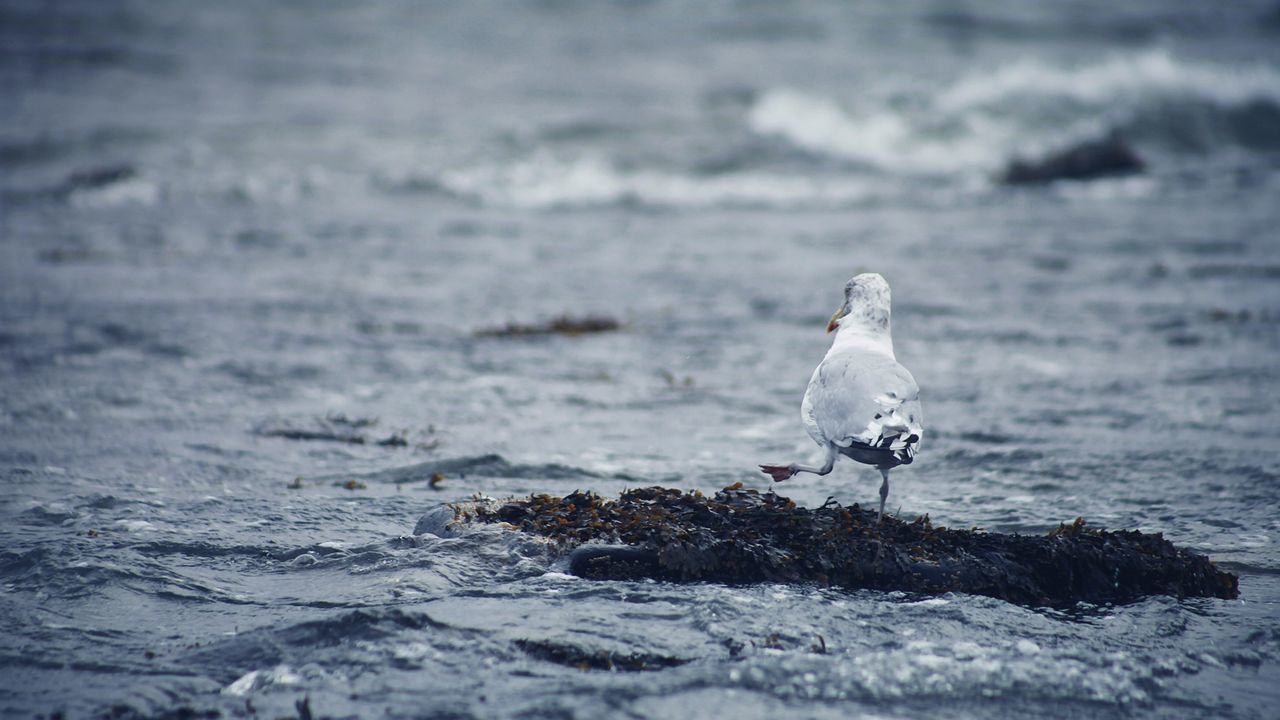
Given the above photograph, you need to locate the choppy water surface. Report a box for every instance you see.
[3,1,1280,718]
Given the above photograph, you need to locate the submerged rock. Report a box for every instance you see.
[445,485,1238,608]
[1002,135,1145,185]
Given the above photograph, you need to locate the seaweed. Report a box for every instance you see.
[258,428,370,444]
[253,414,426,449]
[452,484,1239,608]
[475,315,621,338]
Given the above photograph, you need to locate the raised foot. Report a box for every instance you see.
[759,464,795,482]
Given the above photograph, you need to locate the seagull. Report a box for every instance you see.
[760,273,923,521]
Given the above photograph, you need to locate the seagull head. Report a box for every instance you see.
[827,272,891,334]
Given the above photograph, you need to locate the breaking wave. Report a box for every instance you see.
[936,49,1280,111]
[384,51,1280,210]
[411,153,888,210]
[749,88,1006,175]
[750,50,1280,175]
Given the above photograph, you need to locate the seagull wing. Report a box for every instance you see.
[802,350,923,461]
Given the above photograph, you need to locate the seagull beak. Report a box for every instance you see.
[826,307,847,333]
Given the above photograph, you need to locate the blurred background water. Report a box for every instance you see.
[2,1,1279,718]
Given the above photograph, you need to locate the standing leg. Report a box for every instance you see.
[877,468,890,521]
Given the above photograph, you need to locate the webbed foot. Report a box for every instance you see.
[759,464,795,482]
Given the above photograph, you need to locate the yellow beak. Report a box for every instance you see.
[827,306,847,333]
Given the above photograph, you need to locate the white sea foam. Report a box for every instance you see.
[69,177,161,209]
[435,153,885,210]
[749,88,1013,174]
[114,519,156,532]
[938,49,1280,112]
[221,664,302,696]
[731,639,1159,705]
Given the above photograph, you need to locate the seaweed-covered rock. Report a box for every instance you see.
[447,485,1238,608]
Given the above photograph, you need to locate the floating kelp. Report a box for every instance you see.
[253,414,422,448]
[444,485,1238,608]
[475,315,621,338]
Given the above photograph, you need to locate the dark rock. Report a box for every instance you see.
[449,485,1238,608]
[1002,135,1145,185]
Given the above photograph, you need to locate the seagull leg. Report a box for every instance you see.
[877,468,891,522]
[760,445,836,482]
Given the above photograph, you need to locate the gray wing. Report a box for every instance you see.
[801,351,924,460]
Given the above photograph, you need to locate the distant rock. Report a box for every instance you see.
[1001,135,1145,185]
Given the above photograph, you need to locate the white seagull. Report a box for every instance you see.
[760,273,923,520]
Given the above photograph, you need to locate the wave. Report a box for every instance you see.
[749,50,1280,176]
[390,51,1280,211]
[63,166,161,208]
[938,50,1280,112]
[335,453,630,487]
[749,88,1009,175]
[956,51,1280,156]
[407,153,888,210]
[0,127,155,168]
[0,544,253,604]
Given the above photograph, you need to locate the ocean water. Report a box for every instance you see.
[2,1,1280,718]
